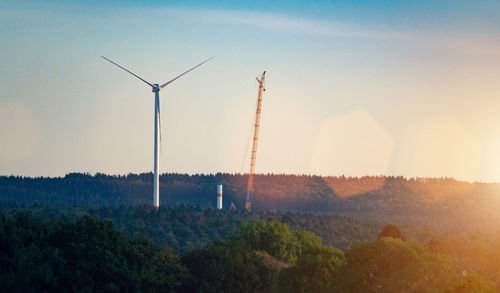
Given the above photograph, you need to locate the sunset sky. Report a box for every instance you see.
[1,0,500,182]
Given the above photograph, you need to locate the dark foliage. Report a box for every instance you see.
[1,212,499,292]
[183,240,274,293]
[378,224,405,240]
[276,245,345,293]
[0,213,187,292]
[0,205,382,252]
[2,173,500,232]
[337,238,456,292]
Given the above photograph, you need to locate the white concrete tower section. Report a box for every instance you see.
[217,184,223,209]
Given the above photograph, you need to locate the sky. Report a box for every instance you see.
[1,0,500,182]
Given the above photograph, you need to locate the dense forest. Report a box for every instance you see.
[1,212,499,292]
[3,173,500,291]
[0,205,384,252]
[2,173,500,231]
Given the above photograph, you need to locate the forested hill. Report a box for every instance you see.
[3,212,499,292]
[1,173,500,231]
[0,205,383,252]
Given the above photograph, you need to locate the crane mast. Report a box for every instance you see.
[245,71,266,212]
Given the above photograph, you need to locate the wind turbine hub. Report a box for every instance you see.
[152,84,160,92]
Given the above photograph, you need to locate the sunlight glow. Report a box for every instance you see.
[311,109,393,196]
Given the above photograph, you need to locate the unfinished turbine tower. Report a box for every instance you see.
[245,71,266,212]
[101,56,213,209]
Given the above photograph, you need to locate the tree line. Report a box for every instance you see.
[2,173,500,231]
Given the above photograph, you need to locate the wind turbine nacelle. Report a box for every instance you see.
[152,84,160,92]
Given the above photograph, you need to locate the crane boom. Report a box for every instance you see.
[245,71,266,212]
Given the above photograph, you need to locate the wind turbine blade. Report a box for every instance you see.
[160,56,214,89]
[158,98,162,152]
[101,56,154,88]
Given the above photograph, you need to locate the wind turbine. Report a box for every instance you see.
[101,56,214,209]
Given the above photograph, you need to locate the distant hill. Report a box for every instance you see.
[1,173,500,231]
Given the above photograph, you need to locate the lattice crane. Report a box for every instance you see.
[245,71,266,212]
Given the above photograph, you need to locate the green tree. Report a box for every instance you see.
[47,215,141,292]
[337,238,454,292]
[126,236,189,293]
[277,245,345,293]
[232,220,299,262]
[440,272,497,293]
[294,228,323,256]
[0,213,61,292]
[378,224,405,240]
[182,240,274,293]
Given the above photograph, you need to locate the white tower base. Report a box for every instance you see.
[217,184,223,209]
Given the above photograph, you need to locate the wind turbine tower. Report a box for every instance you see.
[245,71,266,212]
[101,56,213,209]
